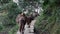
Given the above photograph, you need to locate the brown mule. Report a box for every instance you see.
[26,12,39,28]
[16,13,27,34]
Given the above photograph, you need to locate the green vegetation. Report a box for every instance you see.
[35,0,60,34]
[0,0,21,34]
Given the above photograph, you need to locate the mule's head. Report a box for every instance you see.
[30,12,39,18]
[31,12,40,18]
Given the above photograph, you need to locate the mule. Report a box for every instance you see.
[26,12,39,28]
[16,13,27,34]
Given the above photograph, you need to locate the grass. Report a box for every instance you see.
[8,24,19,34]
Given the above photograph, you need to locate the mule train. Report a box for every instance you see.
[16,11,39,34]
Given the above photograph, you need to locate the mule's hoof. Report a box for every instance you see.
[28,26,30,28]
[22,31,24,34]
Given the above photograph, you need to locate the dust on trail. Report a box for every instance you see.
[16,20,36,34]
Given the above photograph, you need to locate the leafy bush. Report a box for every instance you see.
[0,0,22,33]
[34,0,60,34]
[8,25,19,34]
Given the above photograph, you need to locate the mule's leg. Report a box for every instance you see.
[27,22,31,28]
[28,23,30,28]
[21,21,26,34]
[21,24,25,34]
[19,24,22,32]
[21,23,26,34]
[23,24,25,31]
